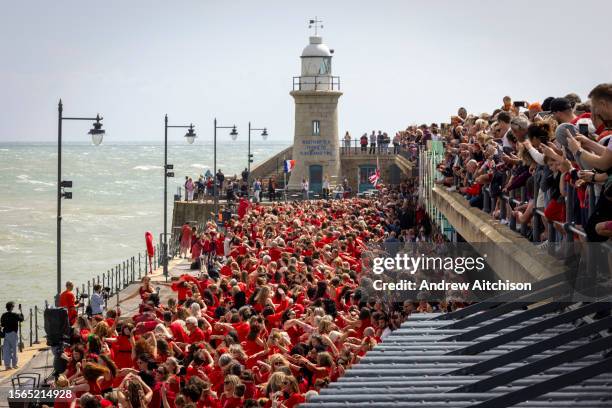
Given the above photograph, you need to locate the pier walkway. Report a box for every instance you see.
[0,258,195,406]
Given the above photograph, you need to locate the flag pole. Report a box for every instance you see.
[283,155,287,202]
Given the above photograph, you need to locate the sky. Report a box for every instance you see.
[1,0,611,143]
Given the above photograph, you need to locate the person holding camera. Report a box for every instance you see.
[90,284,106,316]
[1,301,24,370]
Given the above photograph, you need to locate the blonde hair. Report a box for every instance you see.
[264,372,286,396]
[93,321,110,339]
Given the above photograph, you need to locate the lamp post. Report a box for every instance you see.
[56,99,105,305]
[213,118,238,215]
[164,115,196,281]
[247,122,268,183]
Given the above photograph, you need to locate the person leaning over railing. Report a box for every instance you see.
[423,84,610,245]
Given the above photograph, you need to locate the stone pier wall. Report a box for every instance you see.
[431,186,564,283]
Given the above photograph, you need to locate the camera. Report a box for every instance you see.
[101,286,112,300]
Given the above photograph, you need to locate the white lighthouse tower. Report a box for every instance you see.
[287,20,342,193]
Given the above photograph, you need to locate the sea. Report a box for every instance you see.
[0,141,289,308]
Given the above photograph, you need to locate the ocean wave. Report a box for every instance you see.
[0,244,19,254]
[0,148,9,152]
[16,174,54,186]
[190,164,209,170]
[133,165,162,171]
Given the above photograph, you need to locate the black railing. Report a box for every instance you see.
[0,242,173,359]
[480,182,598,244]
[292,76,340,91]
[420,146,611,249]
[339,138,407,156]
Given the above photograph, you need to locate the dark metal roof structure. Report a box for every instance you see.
[302,282,612,408]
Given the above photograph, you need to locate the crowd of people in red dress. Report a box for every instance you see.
[50,181,456,408]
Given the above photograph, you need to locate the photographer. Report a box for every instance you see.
[90,284,106,316]
[1,301,24,370]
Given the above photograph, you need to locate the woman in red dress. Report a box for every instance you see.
[71,362,109,396]
[139,276,154,301]
[179,222,192,258]
[111,323,134,369]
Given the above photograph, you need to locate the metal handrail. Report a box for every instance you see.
[419,146,610,250]
[339,138,411,156]
[292,75,340,91]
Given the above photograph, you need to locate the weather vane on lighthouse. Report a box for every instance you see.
[308,17,323,35]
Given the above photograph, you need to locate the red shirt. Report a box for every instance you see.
[169,321,189,343]
[188,327,207,343]
[281,393,306,408]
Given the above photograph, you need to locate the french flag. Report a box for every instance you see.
[283,159,296,173]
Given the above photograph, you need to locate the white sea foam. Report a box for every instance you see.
[191,164,209,170]
[133,165,162,171]
[16,174,54,186]
[0,244,19,253]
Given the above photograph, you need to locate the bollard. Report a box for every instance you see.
[132,256,135,283]
[34,305,39,344]
[76,286,80,299]
[45,300,49,310]
[139,253,142,279]
[29,308,33,347]
[110,268,114,294]
[87,280,91,298]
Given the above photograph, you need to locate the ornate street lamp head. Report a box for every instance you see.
[261,128,268,140]
[185,124,197,144]
[88,114,105,146]
[230,126,238,141]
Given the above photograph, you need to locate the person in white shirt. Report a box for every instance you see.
[334,184,344,199]
[343,131,351,153]
[90,284,105,315]
[322,177,330,199]
[223,232,234,260]
[252,178,262,203]
[301,179,309,200]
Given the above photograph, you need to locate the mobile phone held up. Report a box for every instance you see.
[579,123,589,136]
[513,101,527,108]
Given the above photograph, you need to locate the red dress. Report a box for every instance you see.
[111,335,133,369]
